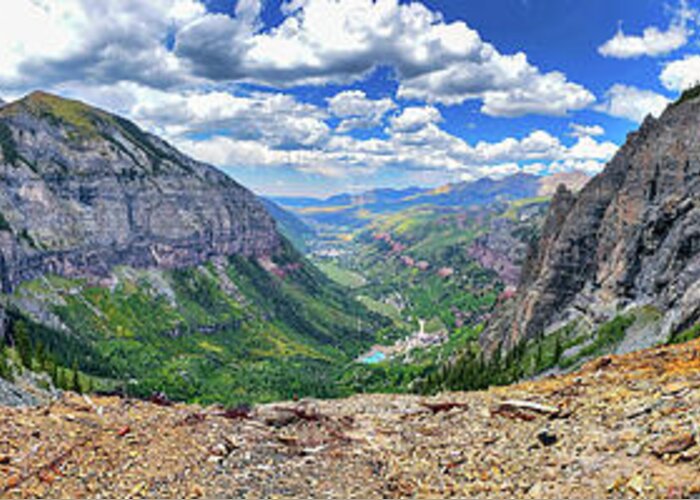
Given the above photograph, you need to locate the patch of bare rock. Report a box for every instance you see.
[1,339,700,498]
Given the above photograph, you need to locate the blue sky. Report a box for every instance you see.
[0,0,698,196]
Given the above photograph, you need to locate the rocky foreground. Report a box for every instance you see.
[2,340,700,499]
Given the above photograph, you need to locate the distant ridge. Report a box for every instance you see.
[273,171,590,229]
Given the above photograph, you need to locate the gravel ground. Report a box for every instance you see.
[1,339,700,498]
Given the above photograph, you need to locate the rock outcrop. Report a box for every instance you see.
[468,203,548,287]
[483,90,700,352]
[0,91,281,292]
[536,170,590,196]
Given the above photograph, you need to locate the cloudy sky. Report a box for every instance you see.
[0,0,697,196]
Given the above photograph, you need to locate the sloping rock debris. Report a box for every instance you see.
[1,339,700,498]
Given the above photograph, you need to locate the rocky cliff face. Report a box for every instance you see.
[0,91,281,292]
[467,202,549,287]
[483,90,700,352]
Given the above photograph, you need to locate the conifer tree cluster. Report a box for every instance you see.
[0,312,90,393]
[418,331,564,393]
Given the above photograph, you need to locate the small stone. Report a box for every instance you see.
[537,431,558,447]
[652,433,696,457]
[663,381,689,395]
[38,469,55,484]
[679,446,700,462]
[626,443,643,457]
[5,475,20,489]
[590,356,613,371]
[627,475,645,495]
[608,476,627,492]
[255,406,299,427]
[527,482,544,498]
[211,443,229,456]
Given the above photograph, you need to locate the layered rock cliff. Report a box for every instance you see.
[483,89,700,352]
[0,91,281,292]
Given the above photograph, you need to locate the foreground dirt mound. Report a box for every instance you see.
[2,339,700,499]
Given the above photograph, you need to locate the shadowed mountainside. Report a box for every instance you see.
[482,88,700,354]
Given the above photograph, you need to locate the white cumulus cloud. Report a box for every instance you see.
[598,1,696,58]
[661,55,700,91]
[0,0,622,187]
[389,106,443,133]
[327,90,395,132]
[569,123,605,138]
[0,0,594,120]
[596,84,671,123]
[175,0,593,117]
[0,0,204,89]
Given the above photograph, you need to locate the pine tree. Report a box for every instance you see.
[13,320,32,368]
[71,361,81,393]
[50,358,59,387]
[35,341,47,372]
[553,333,563,365]
[0,343,12,381]
[56,367,66,390]
[535,337,543,371]
[83,376,93,393]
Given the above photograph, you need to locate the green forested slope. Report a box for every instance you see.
[1,241,384,405]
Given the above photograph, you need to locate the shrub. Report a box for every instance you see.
[0,343,12,381]
[675,83,700,106]
[670,323,700,344]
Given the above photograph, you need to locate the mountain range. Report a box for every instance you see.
[272,171,589,231]
[0,91,382,404]
[0,91,279,288]
[1,87,700,410]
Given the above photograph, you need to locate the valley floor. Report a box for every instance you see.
[2,339,700,498]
